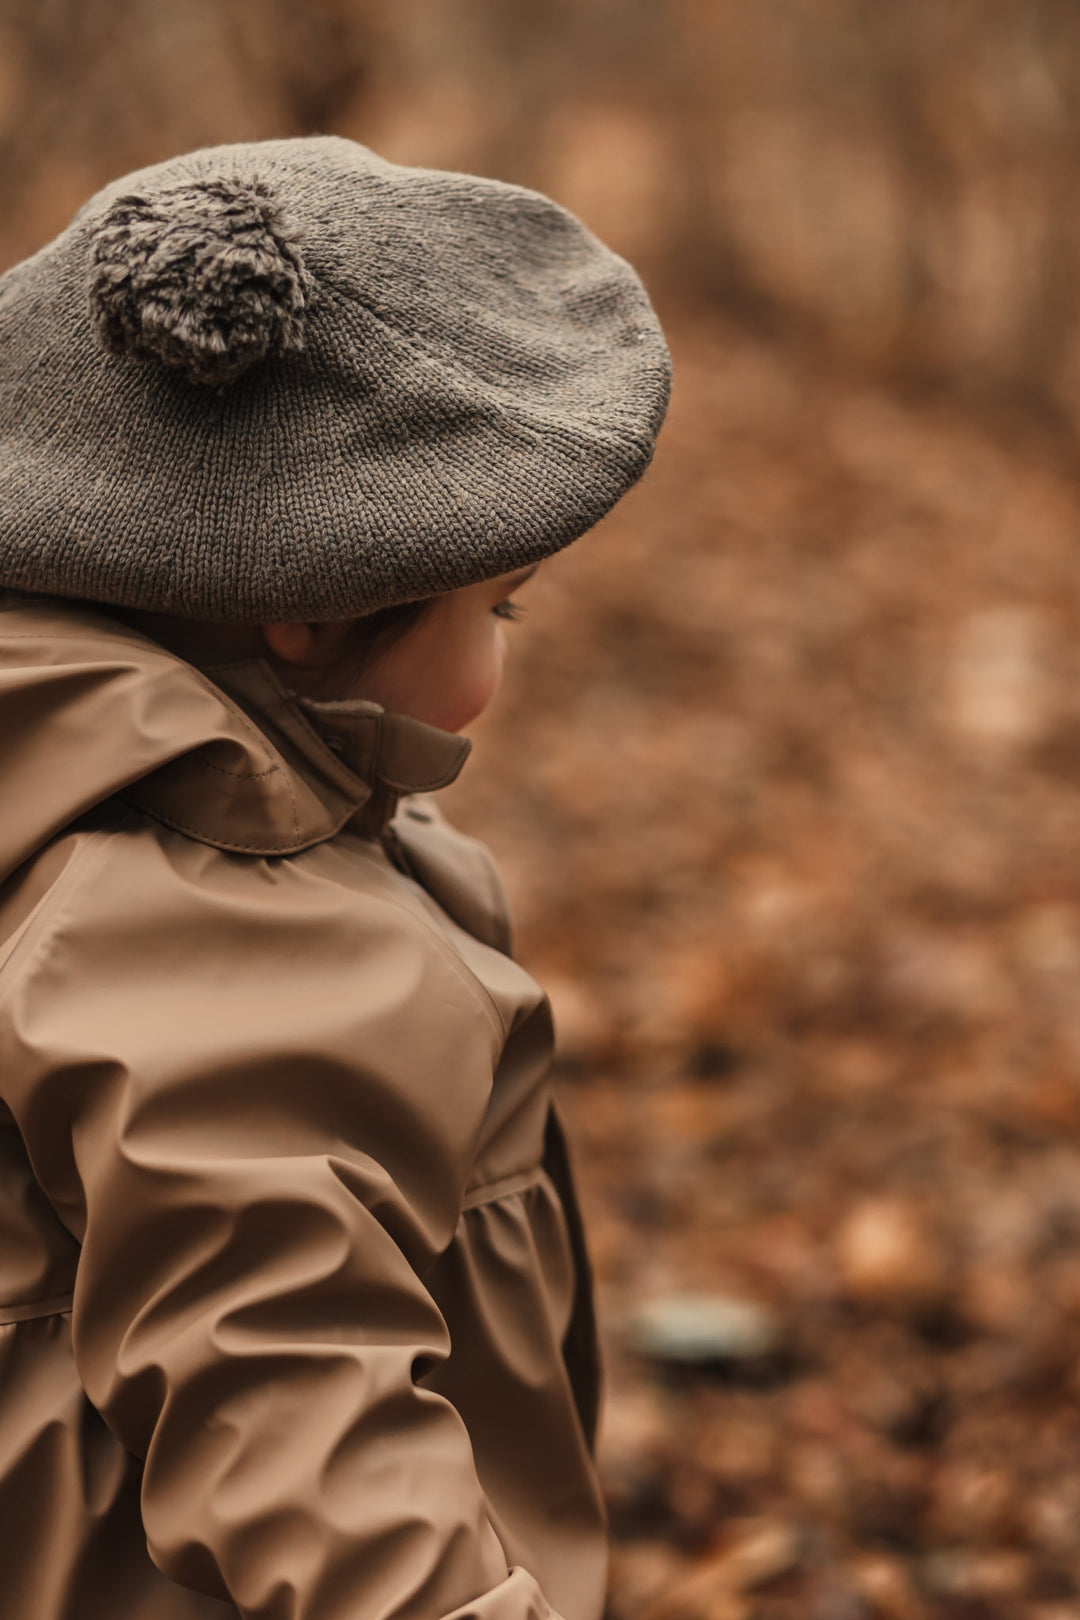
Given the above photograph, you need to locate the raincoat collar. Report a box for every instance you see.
[201,658,472,842]
[0,593,471,873]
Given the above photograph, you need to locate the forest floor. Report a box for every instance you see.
[441,312,1080,1620]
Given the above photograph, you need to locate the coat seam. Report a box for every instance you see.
[227,663,378,802]
[361,882,509,1044]
[0,830,120,1010]
[343,844,510,1042]
[0,1292,74,1325]
[122,794,336,855]
[462,1164,545,1210]
[1,817,508,1048]
[191,758,279,783]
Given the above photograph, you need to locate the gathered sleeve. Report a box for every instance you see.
[0,830,556,1620]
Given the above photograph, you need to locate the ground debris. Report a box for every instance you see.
[623,1293,783,1367]
[442,316,1080,1617]
[637,1518,803,1620]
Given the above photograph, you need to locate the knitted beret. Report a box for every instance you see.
[0,136,670,622]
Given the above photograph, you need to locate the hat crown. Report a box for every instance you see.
[0,136,670,621]
[88,176,314,386]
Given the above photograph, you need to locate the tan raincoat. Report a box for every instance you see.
[0,593,605,1620]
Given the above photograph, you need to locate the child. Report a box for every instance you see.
[0,136,670,1620]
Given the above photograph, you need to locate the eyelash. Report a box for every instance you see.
[492,600,524,621]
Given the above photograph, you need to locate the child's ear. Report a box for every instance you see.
[261,622,316,665]
[261,620,352,667]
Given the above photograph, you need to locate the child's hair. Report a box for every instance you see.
[66,591,433,694]
[312,597,433,695]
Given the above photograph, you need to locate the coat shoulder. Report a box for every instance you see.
[0,801,509,1046]
[391,795,514,956]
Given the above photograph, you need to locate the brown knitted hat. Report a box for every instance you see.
[0,136,670,622]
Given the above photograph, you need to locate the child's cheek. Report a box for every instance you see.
[439,634,505,733]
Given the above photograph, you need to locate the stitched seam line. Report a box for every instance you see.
[462,1164,546,1210]
[0,829,119,1004]
[0,1291,74,1325]
[195,759,279,783]
[380,762,469,793]
[284,757,300,845]
[343,845,509,1043]
[124,794,338,855]
[128,665,279,783]
[256,675,373,798]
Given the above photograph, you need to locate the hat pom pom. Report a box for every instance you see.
[88,177,314,386]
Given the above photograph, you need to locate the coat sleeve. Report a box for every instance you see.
[0,830,556,1620]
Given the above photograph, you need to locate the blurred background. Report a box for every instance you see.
[6,3,1080,1616]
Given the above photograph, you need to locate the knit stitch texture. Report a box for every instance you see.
[0,136,671,621]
